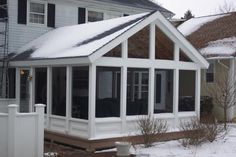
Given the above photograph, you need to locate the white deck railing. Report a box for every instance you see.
[0,104,45,157]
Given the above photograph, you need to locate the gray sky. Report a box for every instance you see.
[155,0,236,18]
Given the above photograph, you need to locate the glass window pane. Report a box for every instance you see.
[88,11,104,22]
[127,68,149,115]
[96,67,121,118]
[154,69,173,113]
[35,68,47,113]
[179,70,195,112]
[52,67,66,116]
[72,67,89,119]
[30,3,45,13]
[128,26,149,58]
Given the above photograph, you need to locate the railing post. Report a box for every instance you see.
[35,104,45,157]
[8,104,18,157]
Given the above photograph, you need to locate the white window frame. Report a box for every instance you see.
[205,61,215,83]
[27,0,47,26]
[133,71,148,100]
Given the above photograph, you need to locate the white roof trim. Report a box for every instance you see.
[89,11,209,69]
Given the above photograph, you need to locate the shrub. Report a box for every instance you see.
[137,114,168,148]
[179,118,226,147]
[200,96,214,117]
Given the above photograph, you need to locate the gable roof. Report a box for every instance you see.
[178,12,236,59]
[96,0,174,17]
[12,11,208,68]
[13,12,150,60]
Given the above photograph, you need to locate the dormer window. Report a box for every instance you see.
[88,10,104,22]
[29,2,46,24]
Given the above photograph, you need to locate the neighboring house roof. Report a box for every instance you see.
[96,0,174,17]
[12,11,208,68]
[178,12,236,59]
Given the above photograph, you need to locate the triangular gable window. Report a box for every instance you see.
[179,49,193,62]
[155,26,174,60]
[128,26,149,58]
[103,44,121,57]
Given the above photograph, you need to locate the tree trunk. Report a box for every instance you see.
[224,107,227,130]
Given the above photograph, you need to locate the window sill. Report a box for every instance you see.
[178,112,197,117]
[95,117,121,123]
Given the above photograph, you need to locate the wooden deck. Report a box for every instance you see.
[45,130,191,152]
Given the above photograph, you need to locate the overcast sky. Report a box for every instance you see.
[154,0,236,18]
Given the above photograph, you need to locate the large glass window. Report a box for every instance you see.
[127,68,149,115]
[96,67,121,118]
[154,69,173,113]
[35,68,47,113]
[52,67,66,116]
[128,26,149,58]
[88,10,104,22]
[29,2,46,24]
[179,70,196,112]
[72,67,89,119]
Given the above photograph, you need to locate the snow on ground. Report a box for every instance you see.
[128,124,236,157]
[178,14,230,36]
[200,37,236,58]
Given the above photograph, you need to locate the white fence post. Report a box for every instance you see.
[35,104,45,157]
[8,104,18,157]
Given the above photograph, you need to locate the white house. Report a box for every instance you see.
[0,0,173,58]
[3,11,209,142]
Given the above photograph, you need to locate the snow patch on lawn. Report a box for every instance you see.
[178,14,230,36]
[130,124,236,157]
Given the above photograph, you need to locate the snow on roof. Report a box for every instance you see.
[200,37,236,59]
[14,12,150,60]
[178,14,230,36]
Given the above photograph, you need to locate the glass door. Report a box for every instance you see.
[20,69,30,112]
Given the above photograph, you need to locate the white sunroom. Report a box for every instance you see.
[5,11,208,140]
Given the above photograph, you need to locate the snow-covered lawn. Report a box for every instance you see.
[130,124,236,157]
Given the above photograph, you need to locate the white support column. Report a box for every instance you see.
[195,68,201,119]
[121,66,127,133]
[149,23,156,60]
[122,40,128,59]
[29,67,35,112]
[174,43,180,61]
[15,68,20,107]
[88,64,96,139]
[227,58,235,120]
[174,43,180,127]
[35,104,45,157]
[173,68,179,127]
[46,67,52,129]
[66,66,72,133]
[148,67,155,116]
[8,104,18,157]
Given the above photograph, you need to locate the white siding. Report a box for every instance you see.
[5,0,148,54]
[55,3,78,27]
[8,0,52,53]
